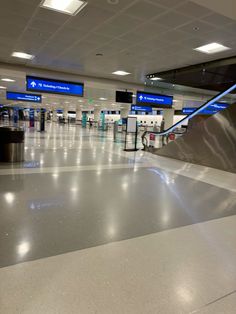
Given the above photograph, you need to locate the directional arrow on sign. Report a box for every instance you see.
[31,81,36,88]
[139,95,143,101]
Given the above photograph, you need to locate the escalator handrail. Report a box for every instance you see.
[142,83,236,139]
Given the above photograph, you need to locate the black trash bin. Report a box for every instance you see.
[0,127,24,162]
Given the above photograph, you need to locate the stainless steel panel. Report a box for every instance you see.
[156,103,236,173]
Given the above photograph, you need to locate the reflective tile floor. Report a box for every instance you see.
[0,122,236,313]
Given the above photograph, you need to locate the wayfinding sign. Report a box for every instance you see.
[7,91,42,103]
[182,103,229,115]
[131,105,152,112]
[26,76,84,97]
[137,91,173,107]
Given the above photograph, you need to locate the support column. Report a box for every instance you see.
[162,109,175,129]
[76,109,82,121]
[94,108,101,122]
[120,105,130,119]
[82,112,87,128]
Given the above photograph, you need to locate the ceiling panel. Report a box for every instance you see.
[201,12,235,26]
[118,22,168,43]
[67,4,116,31]
[148,0,186,8]
[125,1,167,20]
[175,2,212,18]
[0,0,235,85]
[88,0,136,12]
[0,0,38,18]
[226,22,236,34]
[32,7,71,25]
[94,14,142,37]
[155,29,193,43]
[28,18,63,34]
[83,32,113,45]
[153,11,193,28]
[177,20,217,35]
[49,27,86,44]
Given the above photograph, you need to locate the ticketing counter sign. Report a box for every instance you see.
[137,91,173,108]
[182,102,229,115]
[26,76,84,97]
[131,105,152,112]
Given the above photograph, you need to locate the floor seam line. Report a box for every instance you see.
[189,289,236,313]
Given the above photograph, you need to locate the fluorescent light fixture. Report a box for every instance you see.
[150,77,162,81]
[40,0,88,16]
[1,78,15,82]
[0,86,6,89]
[99,97,107,100]
[112,70,131,76]
[11,52,34,60]
[194,43,230,54]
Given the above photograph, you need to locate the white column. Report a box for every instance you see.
[76,109,82,121]
[120,105,130,119]
[162,109,175,129]
[94,108,101,122]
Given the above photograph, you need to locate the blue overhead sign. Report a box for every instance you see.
[137,91,173,107]
[183,102,229,115]
[26,76,84,97]
[131,105,152,112]
[7,91,42,103]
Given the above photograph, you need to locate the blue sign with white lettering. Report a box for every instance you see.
[26,76,84,97]
[183,102,229,115]
[137,91,173,107]
[131,105,152,112]
[7,91,41,103]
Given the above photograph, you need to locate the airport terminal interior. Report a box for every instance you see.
[0,0,236,313]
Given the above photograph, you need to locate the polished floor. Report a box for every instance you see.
[0,121,236,313]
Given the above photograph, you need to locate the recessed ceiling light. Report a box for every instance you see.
[112,70,131,76]
[0,86,6,89]
[1,78,15,82]
[99,97,107,100]
[150,77,162,81]
[11,52,34,60]
[40,0,88,16]
[194,43,230,54]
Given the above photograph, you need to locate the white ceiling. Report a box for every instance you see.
[0,0,235,85]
